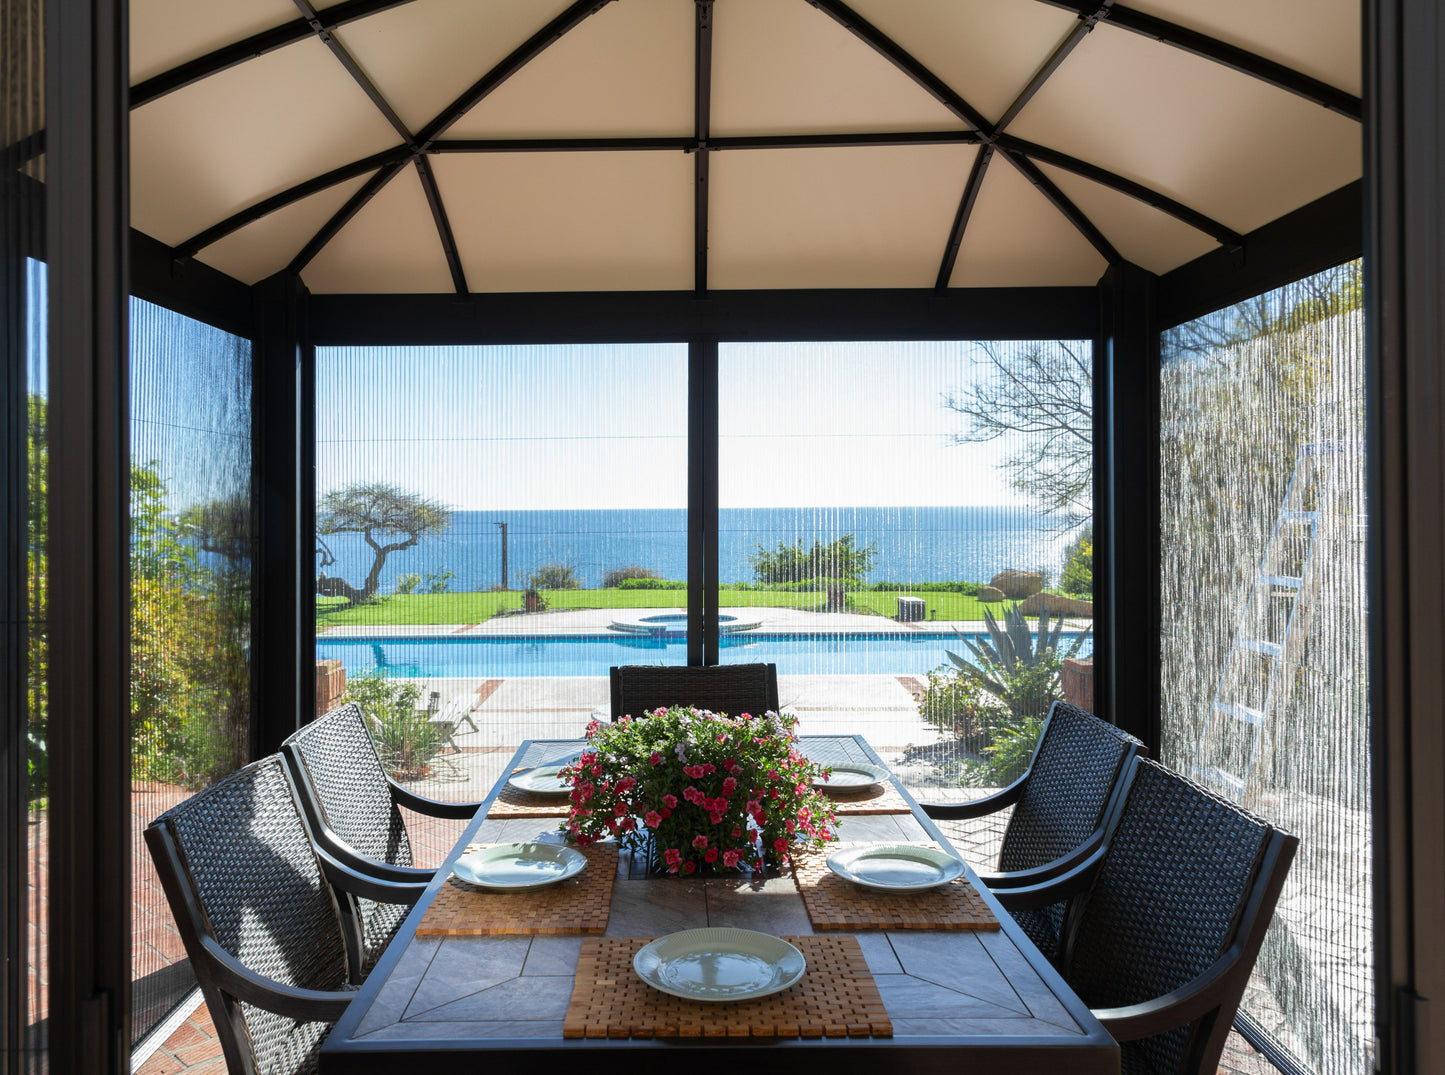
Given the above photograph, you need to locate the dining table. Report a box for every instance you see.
[319,735,1120,1074]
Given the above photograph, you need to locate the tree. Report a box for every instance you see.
[316,483,450,604]
[750,534,878,588]
[944,341,1092,529]
[1059,525,1092,596]
[180,495,252,566]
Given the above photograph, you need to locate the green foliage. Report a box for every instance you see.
[396,573,421,594]
[316,482,451,604]
[1059,525,1093,596]
[867,580,982,595]
[945,599,1087,719]
[602,565,659,588]
[528,562,579,590]
[343,671,444,779]
[917,666,1008,753]
[27,395,47,798]
[750,534,878,588]
[615,577,687,591]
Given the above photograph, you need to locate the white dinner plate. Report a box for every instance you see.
[814,763,890,791]
[452,843,587,890]
[506,762,575,796]
[633,928,806,1003]
[826,844,966,891]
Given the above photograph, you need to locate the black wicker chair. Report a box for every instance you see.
[281,701,482,972]
[145,755,426,1075]
[921,700,1144,959]
[997,757,1298,1075]
[609,662,780,720]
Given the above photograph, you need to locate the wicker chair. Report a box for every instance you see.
[281,701,482,973]
[145,756,426,1075]
[609,662,780,720]
[997,757,1298,1075]
[920,700,1144,960]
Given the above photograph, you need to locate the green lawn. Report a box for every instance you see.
[316,587,1019,628]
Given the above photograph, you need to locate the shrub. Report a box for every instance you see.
[1059,525,1093,596]
[343,671,444,780]
[615,577,687,590]
[602,564,658,588]
[917,666,1009,753]
[396,573,421,594]
[528,563,579,590]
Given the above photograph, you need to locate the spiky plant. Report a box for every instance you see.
[944,597,1089,719]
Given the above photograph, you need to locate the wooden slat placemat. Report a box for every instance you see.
[792,845,999,931]
[819,780,912,815]
[486,783,574,819]
[416,843,617,936]
[563,934,892,1040]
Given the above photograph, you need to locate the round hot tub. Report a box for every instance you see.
[608,611,760,637]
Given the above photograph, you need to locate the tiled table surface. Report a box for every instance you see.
[320,737,1118,1074]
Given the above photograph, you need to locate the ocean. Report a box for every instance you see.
[315,506,1079,594]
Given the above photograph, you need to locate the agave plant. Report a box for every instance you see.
[945,597,1089,720]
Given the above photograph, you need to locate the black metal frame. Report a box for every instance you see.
[43,0,131,1068]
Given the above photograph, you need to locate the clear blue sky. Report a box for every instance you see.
[315,340,1083,512]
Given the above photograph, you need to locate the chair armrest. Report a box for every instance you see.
[316,845,430,905]
[388,780,483,819]
[993,843,1106,912]
[199,936,356,1022]
[1092,948,1245,1040]
[312,831,436,885]
[919,773,1027,820]
[978,830,1105,889]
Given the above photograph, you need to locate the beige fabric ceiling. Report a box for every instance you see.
[125,0,1362,294]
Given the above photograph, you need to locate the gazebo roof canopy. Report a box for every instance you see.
[127,0,1362,296]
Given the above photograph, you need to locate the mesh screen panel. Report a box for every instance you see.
[1159,262,1370,1074]
[129,298,254,1047]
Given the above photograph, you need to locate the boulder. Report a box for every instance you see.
[977,585,1006,602]
[1018,591,1093,617]
[989,570,1043,598]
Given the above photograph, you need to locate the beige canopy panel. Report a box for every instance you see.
[121,0,1362,294]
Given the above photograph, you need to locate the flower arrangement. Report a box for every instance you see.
[560,706,838,874]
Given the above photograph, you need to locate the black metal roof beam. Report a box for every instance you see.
[694,0,714,293]
[292,0,415,145]
[416,0,618,149]
[1030,1,1362,120]
[130,0,419,109]
[414,156,467,295]
[174,146,411,259]
[806,0,995,133]
[287,0,613,274]
[432,130,986,152]
[993,1,1114,133]
[996,134,1243,248]
[935,144,994,290]
[998,145,1121,264]
[287,157,409,274]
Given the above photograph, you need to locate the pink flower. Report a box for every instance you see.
[704,847,719,863]
[724,758,739,773]
[774,837,789,853]
[650,752,663,766]
[692,834,709,849]
[614,802,627,816]
[723,850,742,868]
[619,817,637,832]
[606,818,619,833]
[767,769,780,782]
[682,862,697,874]
[662,793,678,809]
[645,811,663,828]
[721,776,737,795]
[615,776,636,793]
[731,826,742,838]
[684,764,706,779]
[664,848,682,867]
[660,808,672,818]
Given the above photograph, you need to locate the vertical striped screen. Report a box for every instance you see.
[129,298,254,1048]
[717,340,1094,831]
[1159,262,1369,1075]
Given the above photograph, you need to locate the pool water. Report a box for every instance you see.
[317,631,1093,679]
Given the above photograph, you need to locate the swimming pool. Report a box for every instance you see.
[317,631,1093,679]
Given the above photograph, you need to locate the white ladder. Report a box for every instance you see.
[1195,442,1342,804]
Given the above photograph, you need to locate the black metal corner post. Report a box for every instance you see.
[687,337,719,666]
[1364,0,1445,1070]
[1094,262,1160,750]
[45,0,130,1068]
[252,272,313,753]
